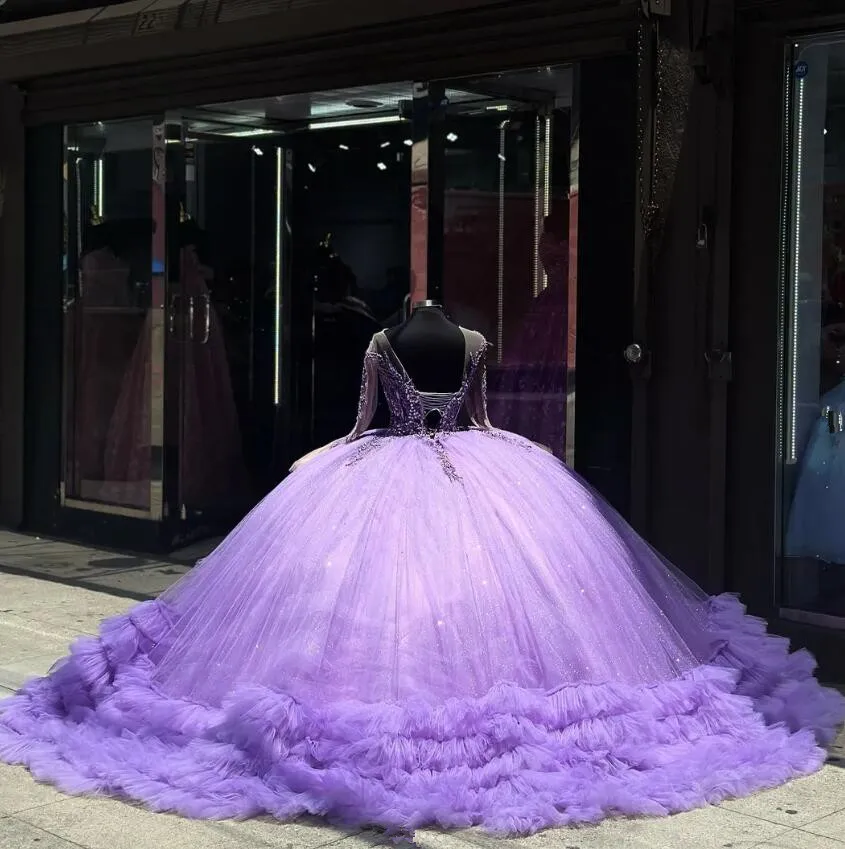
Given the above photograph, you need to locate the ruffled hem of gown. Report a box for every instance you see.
[1,593,843,836]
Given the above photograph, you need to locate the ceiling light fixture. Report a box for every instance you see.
[251,146,264,156]
[377,162,388,171]
[226,128,277,138]
[308,115,404,131]
[446,132,459,142]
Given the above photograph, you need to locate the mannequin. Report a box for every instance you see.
[384,300,466,392]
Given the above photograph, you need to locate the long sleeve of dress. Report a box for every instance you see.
[466,332,493,430]
[345,338,380,442]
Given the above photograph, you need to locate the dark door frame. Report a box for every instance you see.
[728,5,845,673]
[0,83,25,528]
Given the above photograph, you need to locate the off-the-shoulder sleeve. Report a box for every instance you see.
[465,331,493,430]
[345,336,380,442]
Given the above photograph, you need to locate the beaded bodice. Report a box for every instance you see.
[288,327,497,477]
[347,328,492,442]
[375,348,482,437]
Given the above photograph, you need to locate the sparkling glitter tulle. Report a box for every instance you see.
[1,329,843,836]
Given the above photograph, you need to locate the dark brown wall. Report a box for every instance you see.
[726,24,783,614]
[2,0,638,94]
[0,83,25,527]
[639,0,736,593]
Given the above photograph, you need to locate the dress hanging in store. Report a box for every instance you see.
[786,379,845,562]
[104,231,250,510]
[1,327,843,837]
[488,223,571,456]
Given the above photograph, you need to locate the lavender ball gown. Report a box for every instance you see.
[1,328,843,836]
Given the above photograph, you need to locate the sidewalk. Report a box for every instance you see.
[1,529,844,849]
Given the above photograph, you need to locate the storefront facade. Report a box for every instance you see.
[0,0,643,546]
[728,0,845,676]
[1,0,844,677]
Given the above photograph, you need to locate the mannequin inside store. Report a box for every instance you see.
[57,63,633,553]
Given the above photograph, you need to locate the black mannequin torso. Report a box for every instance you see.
[384,304,466,392]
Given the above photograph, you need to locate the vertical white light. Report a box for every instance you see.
[788,78,805,463]
[543,113,552,291]
[274,147,283,406]
[94,157,104,218]
[533,115,542,297]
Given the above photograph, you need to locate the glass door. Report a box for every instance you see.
[61,118,165,520]
[160,116,291,543]
[437,66,575,462]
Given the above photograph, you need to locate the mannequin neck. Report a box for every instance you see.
[413,299,442,310]
[409,301,450,325]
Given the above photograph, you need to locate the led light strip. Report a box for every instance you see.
[307,115,404,131]
[543,114,552,291]
[533,115,542,297]
[788,77,805,463]
[94,157,104,218]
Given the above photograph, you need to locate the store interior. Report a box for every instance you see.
[62,65,575,547]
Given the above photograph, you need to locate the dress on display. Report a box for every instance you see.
[786,379,845,562]
[70,248,144,495]
[488,230,570,455]
[104,244,249,510]
[1,328,843,836]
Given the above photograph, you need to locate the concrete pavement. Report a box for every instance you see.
[1,529,844,849]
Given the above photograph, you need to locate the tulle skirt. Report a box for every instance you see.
[1,428,843,835]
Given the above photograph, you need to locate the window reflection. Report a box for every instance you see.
[59,73,575,532]
[63,119,154,510]
[782,42,845,617]
[291,120,412,449]
[443,66,574,459]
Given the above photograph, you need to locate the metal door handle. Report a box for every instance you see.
[168,293,182,335]
[200,294,211,344]
[187,296,195,341]
[624,343,644,364]
[624,342,652,378]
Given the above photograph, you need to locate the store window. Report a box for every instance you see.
[62,118,158,514]
[781,40,845,619]
[57,69,578,543]
[440,65,575,462]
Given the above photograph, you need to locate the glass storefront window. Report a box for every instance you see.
[60,88,417,532]
[781,40,845,618]
[62,119,158,513]
[56,70,577,544]
[441,66,575,462]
